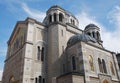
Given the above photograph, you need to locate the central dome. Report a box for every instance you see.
[85,24,99,31]
[67,34,97,47]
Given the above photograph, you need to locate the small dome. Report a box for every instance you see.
[67,34,97,47]
[85,24,99,30]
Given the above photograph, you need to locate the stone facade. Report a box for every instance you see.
[116,53,120,69]
[2,5,120,83]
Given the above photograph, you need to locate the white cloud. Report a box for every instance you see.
[76,6,120,52]
[21,3,46,22]
[108,6,120,27]
[0,70,3,81]
[76,11,102,30]
[103,6,120,52]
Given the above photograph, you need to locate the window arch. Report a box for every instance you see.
[88,55,94,71]
[59,13,64,22]
[49,15,52,23]
[103,79,109,83]
[110,61,115,75]
[72,56,76,70]
[102,59,107,73]
[9,76,15,83]
[98,58,103,72]
[53,13,57,22]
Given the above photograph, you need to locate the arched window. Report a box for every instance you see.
[35,77,38,83]
[61,30,63,36]
[39,76,42,83]
[96,31,100,40]
[102,59,107,73]
[110,61,115,75]
[54,13,57,22]
[87,32,91,36]
[88,55,94,71]
[73,20,75,25]
[103,79,109,83]
[72,56,76,70]
[9,76,15,83]
[37,46,40,60]
[71,19,72,24]
[98,58,103,72]
[49,15,52,23]
[59,13,63,22]
[92,31,95,38]
[41,47,44,61]
[43,78,45,83]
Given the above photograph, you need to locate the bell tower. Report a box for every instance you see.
[44,5,67,83]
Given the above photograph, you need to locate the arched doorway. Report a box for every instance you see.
[103,79,109,83]
[9,76,15,83]
[9,76,19,83]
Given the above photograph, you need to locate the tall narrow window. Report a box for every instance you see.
[24,33,26,43]
[88,55,94,71]
[35,77,38,83]
[92,32,95,38]
[41,47,44,61]
[37,46,40,60]
[59,13,63,22]
[102,59,107,73]
[62,46,64,53]
[49,15,52,23]
[43,78,45,83]
[61,30,63,36]
[98,58,102,72]
[73,20,75,25]
[71,19,72,24]
[110,61,115,75]
[39,76,42,83]
[72,56,76,70]
[54,13,57,22]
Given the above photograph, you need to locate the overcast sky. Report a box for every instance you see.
[0,0,120,80]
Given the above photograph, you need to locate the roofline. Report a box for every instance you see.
[67,40,114,54]
[84,41,115,53]
[7,21,27,45]
[8,17,46,45]
[46,5,79,22]
[25,17,46,26]
[57,72,84,79]
[116,53,120,56]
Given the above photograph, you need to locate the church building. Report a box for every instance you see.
[2,5,120,83]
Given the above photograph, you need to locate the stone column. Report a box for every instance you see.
[52,15,54,22]
[95,32,98,39]
[90,31,93,37]
[57,14,59,22]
